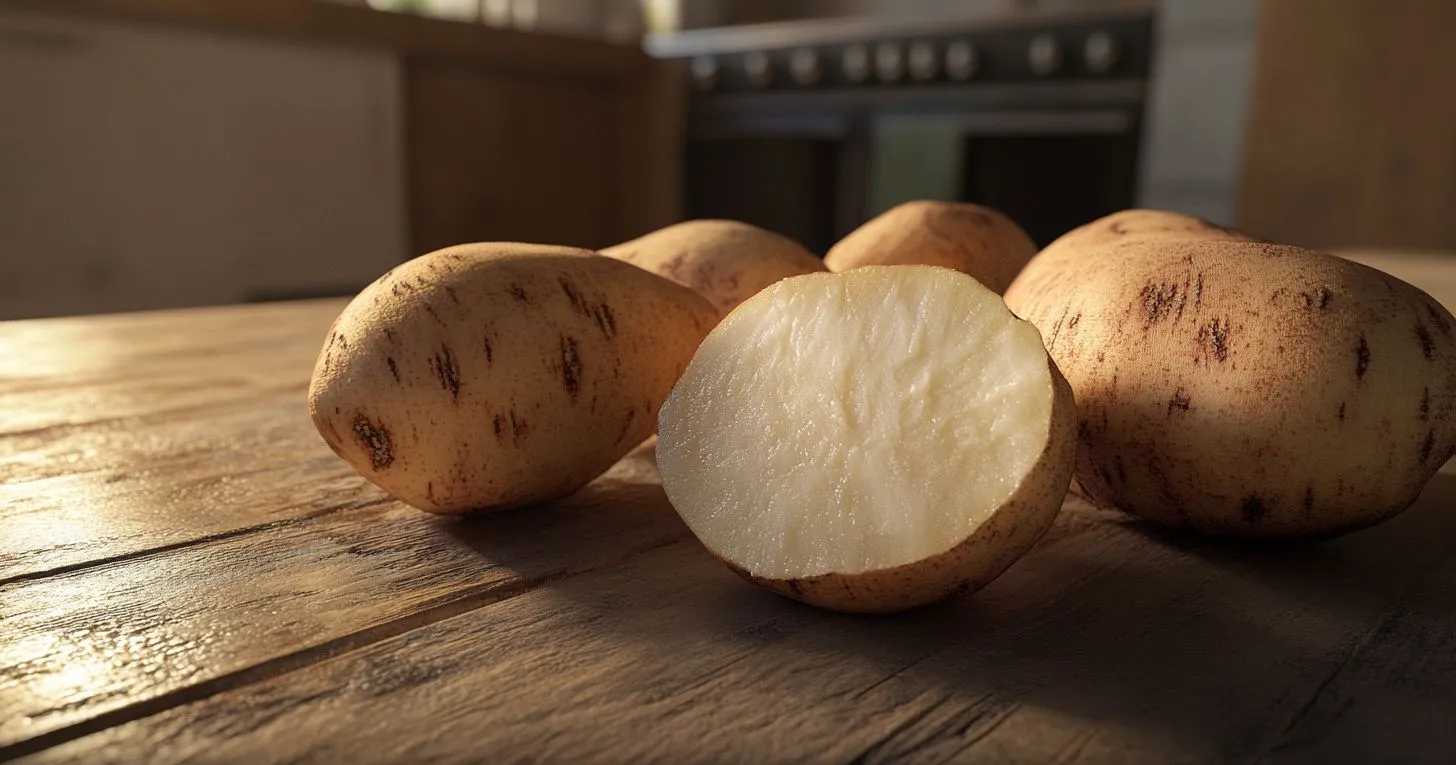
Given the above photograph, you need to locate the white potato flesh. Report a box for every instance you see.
[658,266,1059,581]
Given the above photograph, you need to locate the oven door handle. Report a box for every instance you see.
[928,110,1134,136]
[690,114,854,140]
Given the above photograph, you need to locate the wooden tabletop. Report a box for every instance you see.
[4,297,1456,764]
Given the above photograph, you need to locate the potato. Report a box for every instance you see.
[1043,208,1257,255]
[602,220,825,316]
[658,266,1076,613]
[1004,214,1456,537]
[823,200,1037,293]
[1006,209,1259,314]
[309,243,718,515]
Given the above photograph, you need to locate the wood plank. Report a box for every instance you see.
[1237,0,1456,250]
[0,445,684,756]
[0,301,350,580]
[21,474,1456,763]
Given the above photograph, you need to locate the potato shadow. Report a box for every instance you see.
[428,441,691,581]
[443,464,1456,761]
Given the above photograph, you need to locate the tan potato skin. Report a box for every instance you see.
[720,360,1078,615]
[1042,208,1257,255]
[1005,222,1456,537]
[1006,210,1258,330]
[602,220,826,316]
[823,200,1037,294]
[308,243,718,515]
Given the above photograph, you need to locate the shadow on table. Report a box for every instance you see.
[431,438,691,585]
[441,464,1456,762]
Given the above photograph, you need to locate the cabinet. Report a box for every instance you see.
[1237,0,1456,250]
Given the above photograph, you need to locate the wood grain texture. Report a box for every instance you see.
[0,445,682,756]
[5,298,1456,763]
[1238,0,1456,250]
[18,476,1456,764]
[0,300,352,581]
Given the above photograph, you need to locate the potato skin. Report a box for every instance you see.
[602,220,825,316]
[1006,228,1456,537]
[308,243,718,515]
[721,357,1077,615]
[1005,210,1257,316]
[824,200,1037,293]
[1043,208,1256,254]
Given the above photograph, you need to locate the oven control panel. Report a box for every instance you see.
[673,17,1153,94]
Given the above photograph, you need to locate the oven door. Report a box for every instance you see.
[869,108,1140,247]
[684,111,867,257]
[685,81,1144,254]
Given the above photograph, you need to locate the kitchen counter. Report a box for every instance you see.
[4,274,1456,762]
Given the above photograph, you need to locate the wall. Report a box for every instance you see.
[0,9,408,320]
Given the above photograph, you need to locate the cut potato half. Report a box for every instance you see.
[658,265,1076,613]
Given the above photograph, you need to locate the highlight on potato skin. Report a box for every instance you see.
[308,242,718,515]
[603,219,826,317]
[1005,210,1456,538]
[824,200,1037,294]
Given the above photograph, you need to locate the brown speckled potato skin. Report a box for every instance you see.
[1005,215,1456,537]
[603,220,826,317]
[308,243,718,515]
[823,201,1037,294]
[718,361,1077,615]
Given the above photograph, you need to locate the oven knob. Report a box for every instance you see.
[1028,34,1062,76]
[842,44,871,83]
[944,40,979,80]
[689,55,719,90]
[875,42,905,82]
[1083,31,1119,73]
[743,51,773,88]
[908,41,939,81]
[790,48,823,85]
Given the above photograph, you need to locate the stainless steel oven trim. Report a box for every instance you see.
[643,0,1157,59]
[690,79,1144,117]
[692,109,1134,139]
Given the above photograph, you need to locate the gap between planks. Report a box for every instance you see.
[0,532,691,762]
[0,497,394,588]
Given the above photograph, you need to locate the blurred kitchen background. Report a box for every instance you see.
[1,0,1452,320]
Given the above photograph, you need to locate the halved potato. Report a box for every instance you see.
[657,265,1076,613]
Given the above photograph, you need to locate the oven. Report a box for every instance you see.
[648,5,1155,254]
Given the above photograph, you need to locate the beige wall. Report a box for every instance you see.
[0,9,408,320]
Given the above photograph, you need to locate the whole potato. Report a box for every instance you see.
[1007,209,1259,317]
[1042,209,1256,256]
[824,200,1036,293]
[602,220,825,316]
[1005,221,1456,537]
[309,243,718,515]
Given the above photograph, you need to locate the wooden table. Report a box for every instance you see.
[4,297,1456,764]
